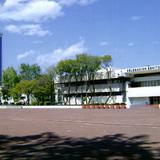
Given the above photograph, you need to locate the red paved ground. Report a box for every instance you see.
[0,107,159,159]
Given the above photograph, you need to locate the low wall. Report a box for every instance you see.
[0,105,127,109]
[22,105,82,109]
[82,104,127,109]
[147,104,160,109]
[1,104,159,109]
[0,105,23,109]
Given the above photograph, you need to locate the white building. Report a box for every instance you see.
[56,64,160,108]
[126,65,160,107]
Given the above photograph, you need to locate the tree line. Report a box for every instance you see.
[1,53,112,105]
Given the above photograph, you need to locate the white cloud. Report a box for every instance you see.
[128,42,134,47]
[1,0,97,36]
[100,41,108,46]
[5,24,52,36]
[0,0,97,22]
[36,40,87,68]
[131,16,143,21]
[0,0,63,22]
[17,50,35,61]
[58,0,97,6]
[58,0,77,6]
[3,0,24,8]
[78,0,97,6]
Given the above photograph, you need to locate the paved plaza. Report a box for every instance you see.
[0,107,159,159]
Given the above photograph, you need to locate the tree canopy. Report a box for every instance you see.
[56,54,112,77]
[19,63,41,81]
[3,67,19,88]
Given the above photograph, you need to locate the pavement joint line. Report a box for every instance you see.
[55,120,160,129]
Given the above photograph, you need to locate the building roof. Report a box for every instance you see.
[125,65,160,75]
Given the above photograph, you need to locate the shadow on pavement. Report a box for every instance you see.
[0,132,159,160]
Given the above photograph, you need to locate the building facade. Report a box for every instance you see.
[56,65,160,108]
[126,65,160,107]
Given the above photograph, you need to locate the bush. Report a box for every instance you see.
[39,102,44,105]
[44,101,51,105]
[15,102,23,105]
[31,101,39,106]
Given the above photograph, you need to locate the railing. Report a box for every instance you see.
[57,71,128,83]
[63,86,122,94]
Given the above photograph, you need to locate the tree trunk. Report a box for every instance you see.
[27,94,30,105]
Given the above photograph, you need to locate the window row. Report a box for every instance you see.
[130,80,160,87]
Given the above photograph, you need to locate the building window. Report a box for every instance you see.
[130,80,160,88]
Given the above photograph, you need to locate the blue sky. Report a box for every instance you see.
[0,0,160,71]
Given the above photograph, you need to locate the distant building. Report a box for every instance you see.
[55,64,160,107]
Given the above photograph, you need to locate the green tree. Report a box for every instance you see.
[100,55,113,104]
[76,54,100,104]
[56,59,76,104]
[2,67,19,102]
[10,86,22,104]
[19,63,41,81]
[3,67,19,88]
[1,86,10,103]
[33,68,56,105]
[46,66,56,104]
[11,80,37,105]
[56,53,112,105]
